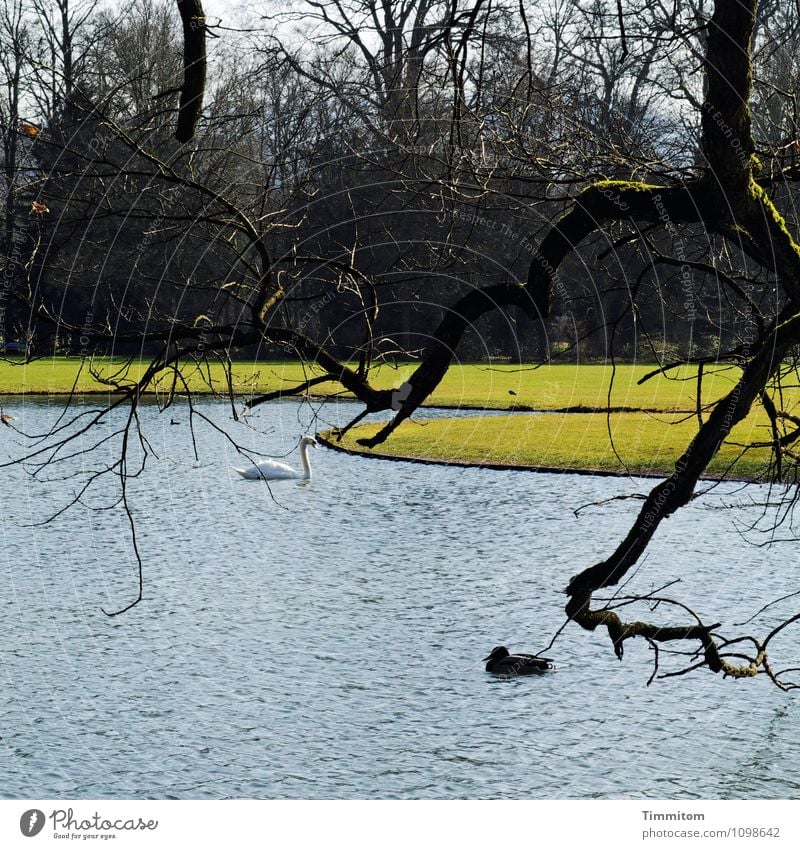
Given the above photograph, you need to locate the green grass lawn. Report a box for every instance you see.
[0,356,768,413]
[0,357,327,395]
[332,409,777,480]
[381,361,749,412]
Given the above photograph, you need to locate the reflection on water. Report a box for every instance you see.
[1,398,798,798]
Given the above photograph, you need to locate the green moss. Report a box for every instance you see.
[749,180,800,257]
[590,179,661,193]
[580,180,665,217]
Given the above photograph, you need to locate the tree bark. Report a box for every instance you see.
[175,0,206,143]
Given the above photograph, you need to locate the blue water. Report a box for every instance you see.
[1,398,798,798]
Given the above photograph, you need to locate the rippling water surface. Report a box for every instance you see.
[1,398,798,799]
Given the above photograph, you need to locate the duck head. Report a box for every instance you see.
[483,646,510,662]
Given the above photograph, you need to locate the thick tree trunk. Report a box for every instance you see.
[175,0,206,143]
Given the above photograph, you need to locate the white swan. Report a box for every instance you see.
[233,436,318,481]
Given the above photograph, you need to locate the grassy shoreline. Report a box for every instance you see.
[323,404,779,482]
[2,358,790,481]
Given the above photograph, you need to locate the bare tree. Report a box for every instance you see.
[251,1,800,687]
[4,0,800,688]
[1,0,32,262]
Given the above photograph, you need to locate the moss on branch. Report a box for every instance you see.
[568,602,764,680]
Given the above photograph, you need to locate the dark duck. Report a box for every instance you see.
[483,646,554,675]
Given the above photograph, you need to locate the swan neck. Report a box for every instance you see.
[300,443,312,479]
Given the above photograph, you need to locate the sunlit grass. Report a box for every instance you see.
[334,409,777,481]
[413,361,749,411]
[0,357,323,395]
[0,357,761,413]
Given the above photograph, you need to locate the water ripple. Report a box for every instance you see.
[1,399,798,798]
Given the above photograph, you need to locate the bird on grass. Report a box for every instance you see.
[233,435,318,481]
[483,646,554,676]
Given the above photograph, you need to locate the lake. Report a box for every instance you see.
[1,397,798,798]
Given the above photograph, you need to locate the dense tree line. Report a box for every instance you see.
[2,0,798,365]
